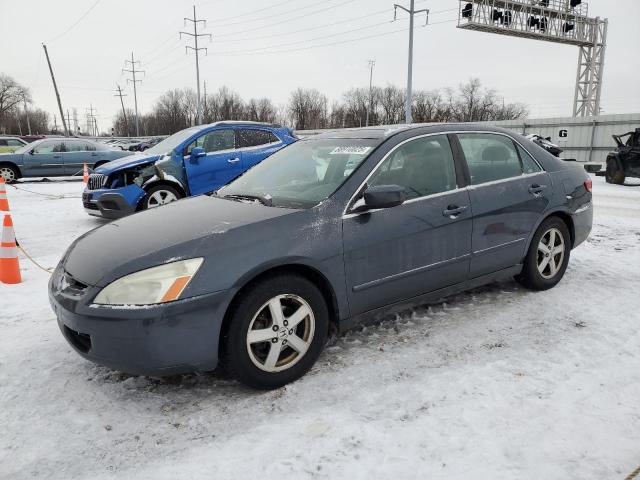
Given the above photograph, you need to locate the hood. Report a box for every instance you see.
[95,152,161,174]
[63,195,297,287]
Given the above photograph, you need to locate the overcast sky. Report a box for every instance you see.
[1,0,638,131]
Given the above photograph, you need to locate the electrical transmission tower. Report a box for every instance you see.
[180,6,212,126]
[394,1,429,124]
[457,0,608,117]
[122,52,144,136]
[114,84,129,136]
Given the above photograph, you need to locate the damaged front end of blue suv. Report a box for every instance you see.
[83,121,296,219]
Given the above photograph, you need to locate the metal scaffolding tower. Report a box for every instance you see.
[456,0,608,117]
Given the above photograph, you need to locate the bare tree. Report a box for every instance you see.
[0,74,31,133]
[288,88,328,130]
[379,85,405,125]
[246,97,277,123]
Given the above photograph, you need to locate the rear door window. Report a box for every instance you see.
[186,129,235,155]
[457,133,523,185]
[237,129,279,148]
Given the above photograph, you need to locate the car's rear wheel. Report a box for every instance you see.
[605,160,625,184]
[0,164,19,183]
[222,274,329,389]
[517,217,571,290]
[142,185,183,210]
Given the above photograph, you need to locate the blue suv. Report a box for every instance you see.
[83,122,296,218]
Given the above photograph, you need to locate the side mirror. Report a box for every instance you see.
[190,146,206,161]
[29,149,35,155]
[351,184,406,213]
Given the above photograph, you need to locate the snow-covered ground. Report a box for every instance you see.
[1,176,639,480]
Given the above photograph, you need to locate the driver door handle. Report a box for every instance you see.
[442,205,468,218]
[227,157,240,164]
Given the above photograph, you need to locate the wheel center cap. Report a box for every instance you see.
[279,327,289,339]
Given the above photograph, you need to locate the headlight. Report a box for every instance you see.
[93,258,204,306]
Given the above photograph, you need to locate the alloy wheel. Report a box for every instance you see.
[246,294,315,373]
[537,227,565,279]
[0,167,16,183]
[147,190,178,208]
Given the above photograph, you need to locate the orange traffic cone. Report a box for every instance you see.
[0,177,10,212]
[0,213,21,284]
[83,163,89,184]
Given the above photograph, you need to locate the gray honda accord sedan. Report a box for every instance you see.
[49,124,593,389]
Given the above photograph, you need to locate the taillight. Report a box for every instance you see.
[584,179,593,192]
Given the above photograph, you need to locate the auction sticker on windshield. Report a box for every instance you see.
[329,146,372,155]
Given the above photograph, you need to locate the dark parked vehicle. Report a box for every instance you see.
[49,124,593,389]
[605,128,640,184]
[129,137,166,152]
[0,138,133,183]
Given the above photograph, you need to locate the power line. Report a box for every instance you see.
[214,0,358,38]
[205,0,295,24]
[212,0,339,29]
[207,18,456,57]
[211,15,423,55]
[48,0,102,43]
[215,6,455,44]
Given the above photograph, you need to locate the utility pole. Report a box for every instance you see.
[394,2,428,124]
[180,5,211,125]
[66,109,71,136]
[114,84,129,136]
[366,59,376,127]
[203,80,207,123]
[42,44,69,136]
[86,104,97,136]
[122,52,144,136]
[23,95,32,135]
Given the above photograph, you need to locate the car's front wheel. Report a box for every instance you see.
[517,217,571,290]
[0,164,19,183]
[142,184,183,210]
[222,274,329,389]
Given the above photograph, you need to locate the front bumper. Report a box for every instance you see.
[49,268,232,376]
[83,184,146,219]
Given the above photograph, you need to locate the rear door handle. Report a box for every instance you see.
[227,157,240,164]
[443,205,468,218]
[529,184,547,195]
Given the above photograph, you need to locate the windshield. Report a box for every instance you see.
[144,127,201,155]
[218,138,379,209]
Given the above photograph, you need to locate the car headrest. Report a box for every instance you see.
[482,145,511,163]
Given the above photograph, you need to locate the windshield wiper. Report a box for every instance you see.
[223,193,273,206]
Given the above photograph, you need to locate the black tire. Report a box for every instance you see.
[141,184,183,210]
[221,274,329,389]
[516,217,571,291]
[605,159,625,185]
[0,164,20,184]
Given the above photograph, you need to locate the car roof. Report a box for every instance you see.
[303,123,519,140]
[204,121,284,129]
